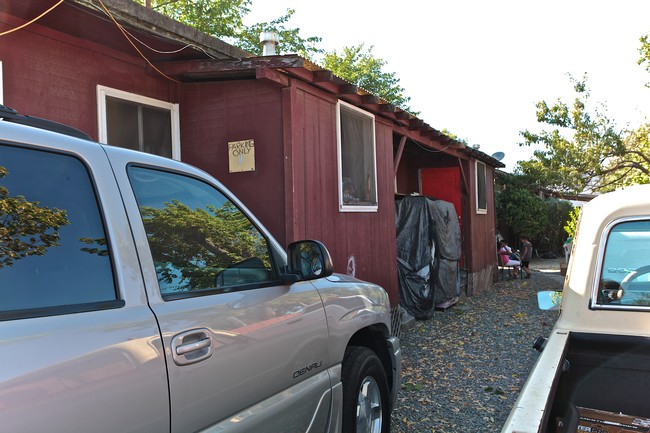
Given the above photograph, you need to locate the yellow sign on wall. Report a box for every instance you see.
[228,139,255,173]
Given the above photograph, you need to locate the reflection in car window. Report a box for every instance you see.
[0,145,116,315]
[128,167,276,297]
[599,220,650,307]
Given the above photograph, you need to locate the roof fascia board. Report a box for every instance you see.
[71,0,251,60]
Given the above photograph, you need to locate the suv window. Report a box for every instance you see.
[128,167,277,298]
[597,219,650,307]
[0,144,117,318]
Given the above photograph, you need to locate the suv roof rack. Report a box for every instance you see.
[0,104,92,141]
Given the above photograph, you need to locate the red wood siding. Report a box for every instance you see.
[0,16,178,139]
[464,159,498,272]
[179,81,287,241]
[179,80,399,302]
[287,82,399,302]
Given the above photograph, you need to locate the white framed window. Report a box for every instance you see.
[97,85,180,160]
[336,100,378,212]
[475,160,487,214]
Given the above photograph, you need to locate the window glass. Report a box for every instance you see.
[128,167,276,297]
[476,161,487,213]
[0,145,116,314]
[338,103,377,209]
[106,96,172,159]
[598,220,650,307]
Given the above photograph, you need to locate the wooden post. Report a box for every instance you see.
[393,135,407,179]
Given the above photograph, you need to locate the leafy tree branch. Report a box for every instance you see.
[322,44,417,115]
[0,166,69,267]
[517,76,648,194]
[140,200,269,290]
[135,0,322,58]
[137,1,417,113]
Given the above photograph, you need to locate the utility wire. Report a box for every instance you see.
[120,26,217,59]
[96,0,181,83]
[0,0,64,37]
[397,123,455,154]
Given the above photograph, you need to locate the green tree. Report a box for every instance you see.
[544,198,574,252]
[519,30,650,195]
[496,173,573,253]
[235,9,322,57]
[564,206,581,239]
[516,77,640,194]
[136,0,322,58]
[322,44,417,114]
[639,33,650,87]
[497,187,548,239]
[0,166,69,267]
[138,2,416,112]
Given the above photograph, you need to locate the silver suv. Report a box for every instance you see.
[0,107,400,433]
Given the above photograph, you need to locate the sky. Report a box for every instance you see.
[245,0,650,172]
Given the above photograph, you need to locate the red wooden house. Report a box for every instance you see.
[0,0,504,316]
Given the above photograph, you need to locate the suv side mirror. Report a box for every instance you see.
[285,240,334,281]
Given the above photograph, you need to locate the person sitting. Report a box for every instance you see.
[498,240,521,278]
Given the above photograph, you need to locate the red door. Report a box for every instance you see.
[420,167,463,266]
[420,167,462,219]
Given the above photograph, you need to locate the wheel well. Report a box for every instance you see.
[346,325,394,395]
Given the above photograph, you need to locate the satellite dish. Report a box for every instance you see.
[491,151,505,161]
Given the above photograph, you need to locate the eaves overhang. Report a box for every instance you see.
[7,0,505,168]
[154,54,505,167]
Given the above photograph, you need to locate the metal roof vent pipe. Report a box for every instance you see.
[260,31,279,56]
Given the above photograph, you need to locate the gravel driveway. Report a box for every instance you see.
[391,259,564,432]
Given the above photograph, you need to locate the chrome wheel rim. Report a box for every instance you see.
[356,375,382,433]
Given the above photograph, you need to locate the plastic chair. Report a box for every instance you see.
[497,252,522,280]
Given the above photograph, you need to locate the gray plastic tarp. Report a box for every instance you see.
[395,196,461,319]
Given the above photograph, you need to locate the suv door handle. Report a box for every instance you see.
[171,328,213,366]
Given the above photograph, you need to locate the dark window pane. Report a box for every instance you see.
[106,96,139,151]
[128,167,275,297]
[0,145,116,313]
[105,96,172,158]
[142,106,172,158]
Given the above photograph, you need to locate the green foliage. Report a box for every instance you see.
[235,9,323,58]
[138,2,416,112]
[0,166,69,267]
[544,198,574,252]
[140,199,269,291]
[136,0,322,58]
[139,0,249,40]
[601,123,650,189]
[441,129,469,145]
[640,34,650,87]
[496,173,574,253]
[517,76,650,194]
[496,186,548,239]
[80,237,110,256]
[322,44,417,114]
[563,206,581,239]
